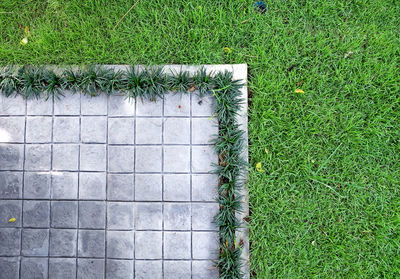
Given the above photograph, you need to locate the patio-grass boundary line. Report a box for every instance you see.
[0,65,248,279]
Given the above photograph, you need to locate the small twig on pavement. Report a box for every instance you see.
[113,0,141,30]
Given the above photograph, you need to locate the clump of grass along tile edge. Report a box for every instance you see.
[0,65,247,279]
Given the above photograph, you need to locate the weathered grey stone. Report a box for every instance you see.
[49,258,76,279]
[49,229,77,256]
[0,117,25,143]
[108,145,134,172]
[136,99,162,116]
[192,118,218,144]
[23,201,50,227]
[192,174,218,201]
[24,172,50,199]
[192,94,215,116]
[163,174,190,201]
[77,258,104,279]
[135,231,162,259]
[80,144,106,171]
[164,260,191,279]
[164,232,191,259]
[164,94,190,116]
[52,144,79,171]
[0,257,19,279]
[79,172,106,200]
[26,117,52,143]
[0,229,20,256]
[81,94,107,115]
[51,201,78,228]
[108,95,135,116]
[135,146,162,172]
[192,232,219,260]
[106,259,133,279]
[107,231,134,259]
[192,260,219,279]
[54,92,80,115]
[135,260,162,279]
[0,144,24,170]
[27,97,52,115]
[136,118,162,144]
[107,202,134,230]
[78,230,105,257]
[0,200,21,227]
[164,203,191,230]
[164,118,190,144]
[0,94,25,115]
[53,117,80,143]
[135,174,162,201]
[135,203,162,230]
[51,172,78,199]
[20,257,48,279]
[79,201,106,229]
[25,144,51,170]
[81,116,107,143]
[0,171,22,198]
[107,174,134,201]
[108,118,134,144]
[192,146,218,173]
[21,228,49,256]
[164,146,190,172]
[192,203,219,231]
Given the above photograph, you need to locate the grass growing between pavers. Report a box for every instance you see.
[1,0,400,278]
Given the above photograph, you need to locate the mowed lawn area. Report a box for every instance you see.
[1,0,399,277]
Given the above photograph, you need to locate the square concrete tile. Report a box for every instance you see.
[192,232,219,260]
[25,144,51,171]
[20,257,48,279]
[136,118,162,144]
[135,231,162,259]
[0,117,25,143]
[192,174,218,201]
[81,116,107,143]
[135,260,162,279]
[135,174,162,201]
[0,229,20,256]
[164,118,190,144]
[53,117,80,143]
[164,174,190,201]
[23,201,50,228]
[164,260,191,279]
[192,94,215,116]
[51,172,78,199]
[49,229,77,257]
[192,203,219,231]
[78,230,105,257]
[51,201,78,228]
[0,172,23,198]
[192,118,218,144]
[108,118,134,144]
[107,231,134,259]
[108,146,134,172]
[0,200,22,227]
[107,202,134,230]
[27,97,52,115]
[80,144,106,171]
[164,93,190,116]
[79,172,106,200]
[52,144,79,171]
[54,92,80,115]
[106,259,133,279]
[24,172,51,199]
[0,257,20,279]
[192,261,219,279]
[0,144,24,170]
[164,146,190,172]
[0,94,25,115]
[107,174,134,201]
[164,232,191,259]
[26,117,52,143]
[164,203,191,230]
[21,228,49,256]
[81,94,107,115]
[79,201,106,229]
[135,203,162,230]
[136,99,162,116]
[49,258,76,279]
[77,258,104,279]
[108,95,135,116]
[135,146,162,172]
[192,146,218,173]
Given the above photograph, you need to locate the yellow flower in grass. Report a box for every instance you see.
[223,47,232,54]
[256,162,264,172]
[294,89,304,94]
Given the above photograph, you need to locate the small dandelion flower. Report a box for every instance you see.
[20,37,28,45]
[256,162,264,172]
[223,47,232,54]
[294,89,304,94]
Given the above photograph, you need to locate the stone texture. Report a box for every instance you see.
[49,258,76,279]
[192,174,218,201]
[192,261,219,279]
[23,201,50,228]
[51,172,78,199]
[106,260,133,279]
[53,117,80,143]
[192,232,219,260]
[136,118,162,144]
[107,202,134,230]
[108,145,134,172]
[135,203,162,230]
[0,117,25,143]
[0,94,25,115]
[164,174,190,201]
[79,201,106,229]
[135,174,162,201]
[79,172,106,200]
[81,116,107,143]
[108,118,134,144]
[192,118,218,144]
[108,95,135,116]
[164,117,190,144]
[107,231,134,259]
[0,257,19,279]
[26,117,52,143]
[192,94,215,116]
[107,174,134,201]
[21,228,49,256]
[0,144,24,170]
[192,146,218,173]
[81,94,107,115]
[49,229,77,256]
[164,93,190,116]
[78,230,105,257]
[80,144,106,171]
[25,144,51,170]
[0,229,21,256]
[164,146,191,172]
[20,257,48,279]
[77,258,104,279]
[24,172,51,199]
[164,203,191,230]
[0,200,21,227]
[51,201,78,228]
[135,146,162,172]
[135,260,162,279]
[192,203,219,231]
[27,97,52,115]
[135,231,162,259]
[54,92,80,115]
[52,144,79,171]
[164,261,191,279]
[164,232,191,259]
[136,99,162,116]
[0,172,22,198]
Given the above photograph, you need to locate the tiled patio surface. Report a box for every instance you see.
[0,90,221,278]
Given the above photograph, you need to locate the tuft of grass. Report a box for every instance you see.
[1,0,400,277]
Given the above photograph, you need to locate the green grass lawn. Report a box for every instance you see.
[1,0,399,277]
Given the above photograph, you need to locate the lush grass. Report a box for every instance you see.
[1,0,399,277]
